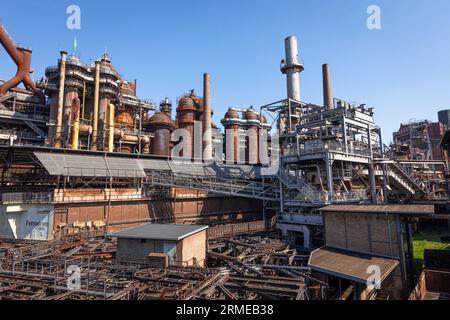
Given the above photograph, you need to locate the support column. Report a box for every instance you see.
[325,154,334,199]
[369,163,378,204]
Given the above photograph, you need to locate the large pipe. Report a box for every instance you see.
[63,89,77,147]
[322,64,333,110]
[99,96,109,150]
[91,61,100,151]
[71,97,81,150]
[281,36,303,102]
[0,24,45,102]
[203,73,213,160]
[108,103,115,152]
[54,51,67,148]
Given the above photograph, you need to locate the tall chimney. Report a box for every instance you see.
[54,51,67,148]
[322,64,333,110]
[281,36,304,102]
[91,60,100,151]
[203,73,213,160]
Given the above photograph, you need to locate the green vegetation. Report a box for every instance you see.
[413,226,450,272]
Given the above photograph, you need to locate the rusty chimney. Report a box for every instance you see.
[203,73,213,160]
[54,51,67,148]
[322,64,333,110]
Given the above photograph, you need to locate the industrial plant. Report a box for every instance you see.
[0,19,449,301]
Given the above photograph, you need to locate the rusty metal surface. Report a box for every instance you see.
[322,64,333,109]
[0,232,328,300]
[0,24,44,102]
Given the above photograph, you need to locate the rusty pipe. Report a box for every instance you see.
[0,24,45,102]
[71,97,81,150]
[91,61,100,151]
[203,73,213,160]
[54,51,67,148]
[0,23,22,67]
[322,64,333,110]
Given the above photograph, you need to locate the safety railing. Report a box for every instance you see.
[1,192,53,204]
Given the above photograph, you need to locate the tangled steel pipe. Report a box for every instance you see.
[0,23,45,103]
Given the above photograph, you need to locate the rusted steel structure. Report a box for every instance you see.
[0,24,44,102]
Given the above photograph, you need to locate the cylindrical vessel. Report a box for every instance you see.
[222,108,241,163]
[147,112,177,156]
[244,109,260,164]
[176,96,196,158]
[438,110,450,127]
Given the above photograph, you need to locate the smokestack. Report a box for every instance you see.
[322,64,333,110]
[91,60,100,151]
[71,97,81,150]
[203,73,213,160]
[54,51,67,148]
[281,36,304,101]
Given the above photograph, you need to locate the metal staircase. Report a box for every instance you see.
[24,120,47,138]
[387,162,426,195]
[277,167,322,204]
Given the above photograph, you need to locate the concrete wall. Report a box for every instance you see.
[177,230,207,267]
[324,211,401,258]
[116,238,178,263]
[0,204,54,240]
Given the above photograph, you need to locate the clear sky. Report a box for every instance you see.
[1,0,450,143]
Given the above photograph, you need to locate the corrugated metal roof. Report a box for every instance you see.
[308,246,399,284]
[321,204,435,216]
[110,223,209,241]
[34,152,145,178]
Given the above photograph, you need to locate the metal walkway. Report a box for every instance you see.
[145,169,280,201]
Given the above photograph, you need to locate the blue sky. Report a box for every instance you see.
[1,0,450,142]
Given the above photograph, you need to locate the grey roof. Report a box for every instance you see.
[110,223,209,241]
[308,246,399,284]
[34,152,145,178]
